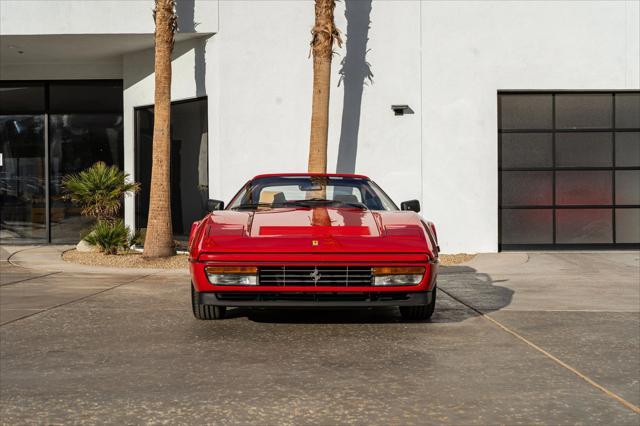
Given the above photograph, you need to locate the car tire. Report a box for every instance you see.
[191,282,226,320]
[400,285,436,321]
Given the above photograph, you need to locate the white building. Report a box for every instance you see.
[1,0,638,252]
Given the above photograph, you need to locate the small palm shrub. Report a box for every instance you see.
[84,220,132,255]
[62,162,140,223]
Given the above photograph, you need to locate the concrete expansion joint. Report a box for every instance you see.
[438,287,640,415]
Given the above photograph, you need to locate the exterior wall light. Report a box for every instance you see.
[391,105,414,116]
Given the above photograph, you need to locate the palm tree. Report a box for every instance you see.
[143,0,177,258]
[308,0,342,174]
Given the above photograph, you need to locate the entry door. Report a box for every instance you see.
[135,97,209,238]
[499,92,640,249]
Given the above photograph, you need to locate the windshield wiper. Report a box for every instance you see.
[279,199,367,209]
[231,202,273,210]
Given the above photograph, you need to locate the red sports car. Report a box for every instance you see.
[189,173,440,321]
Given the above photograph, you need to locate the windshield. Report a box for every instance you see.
[227,176,398,211]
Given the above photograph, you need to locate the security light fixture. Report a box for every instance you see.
[391,105,414,116]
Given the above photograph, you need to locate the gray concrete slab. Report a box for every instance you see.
[0,250,638,424]
[489,310,640,407]
[451,252,640,311]
[0,261,150,325]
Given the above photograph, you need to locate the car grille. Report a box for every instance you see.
[258,266,373,286]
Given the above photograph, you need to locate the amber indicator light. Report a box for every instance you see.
[205,266,258,274]
[372,267,425,276]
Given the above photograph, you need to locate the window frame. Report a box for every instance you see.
[498,90,640,250]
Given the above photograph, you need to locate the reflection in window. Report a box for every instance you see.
[616,209,640,243]
[136,98,209,237]
[555,94,612,129]
[615,94,640,128]
[555,133,612,167]
[501,133,552,168]
[49,114,124,243]
[556,209,612,244]
[0,115,46,243]
[501,209,553,244]
[501,171,552,206]
[500,94,552,129]
[556,171,612,206]
[615,132,640,167]
[615,170,640,205]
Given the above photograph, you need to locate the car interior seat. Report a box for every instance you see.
[334,194,359,204]
[272,192,287,207]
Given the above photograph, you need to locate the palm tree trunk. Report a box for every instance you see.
[308,0,341,173]
[143,0,176,258]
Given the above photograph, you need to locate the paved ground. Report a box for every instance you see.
[1,246,639,424]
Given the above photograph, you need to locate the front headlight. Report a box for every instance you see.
[372,267,425,286]
[205,266,258,285]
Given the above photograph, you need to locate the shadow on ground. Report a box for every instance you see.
[215,265,513,324]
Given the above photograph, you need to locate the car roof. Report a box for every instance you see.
[252,173,370,180]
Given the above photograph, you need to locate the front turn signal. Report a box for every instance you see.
[372,266,425,286]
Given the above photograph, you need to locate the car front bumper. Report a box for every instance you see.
[197,291,433,308]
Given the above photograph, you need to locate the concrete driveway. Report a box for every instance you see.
[1,246,638,424]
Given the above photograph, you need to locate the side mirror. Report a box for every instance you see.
[400,199,420,213]
[206,199,224,212]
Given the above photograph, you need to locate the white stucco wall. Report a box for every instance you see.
[122,36,211,230]
[1,0,638,252]
[211,0,423,209]
[209,0,639,253]
[0,0,218,35]
[420,0,639,252]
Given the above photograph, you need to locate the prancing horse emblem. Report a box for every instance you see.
[312,240,319,246]
[309,267,321,285]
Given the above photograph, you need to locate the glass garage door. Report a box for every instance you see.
[499,92,640,250]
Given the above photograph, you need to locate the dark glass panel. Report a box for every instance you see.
[0,115,46,242]
[555,94,612,129]
[49,82,123,113]
[615,132,640,167]
[49,114,124,243]
[135,108,153,233]
[500,94,552,130]
[616,209,640,243]
[501,133,552,168]
[501,171,552,206]
[615,93,640,129]
[0,84,45,114]
[615,170,640,205]
[555,132,612,167]
[556,171,612,205]
[501,209,553,244]
[556,209,612,243]
[136,98,209,238]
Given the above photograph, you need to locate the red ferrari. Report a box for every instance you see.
[189,173,440,321]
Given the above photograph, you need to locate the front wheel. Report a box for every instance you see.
[191,283,226,320]
[400,286,436,321]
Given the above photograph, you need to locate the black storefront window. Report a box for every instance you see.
[135,97,209,239]
[498,91,640,250]
[0,81,123,244]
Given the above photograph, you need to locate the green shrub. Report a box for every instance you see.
[84,220,132,255]
[129,228,146,247]
[62,162,139,223]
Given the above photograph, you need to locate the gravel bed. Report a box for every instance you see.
[63,250,189,269]
[439,253,475,265]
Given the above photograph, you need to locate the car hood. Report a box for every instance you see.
[196,207,431,254]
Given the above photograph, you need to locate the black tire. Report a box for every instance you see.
[400,286,436,321]
[191,283,226,320]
